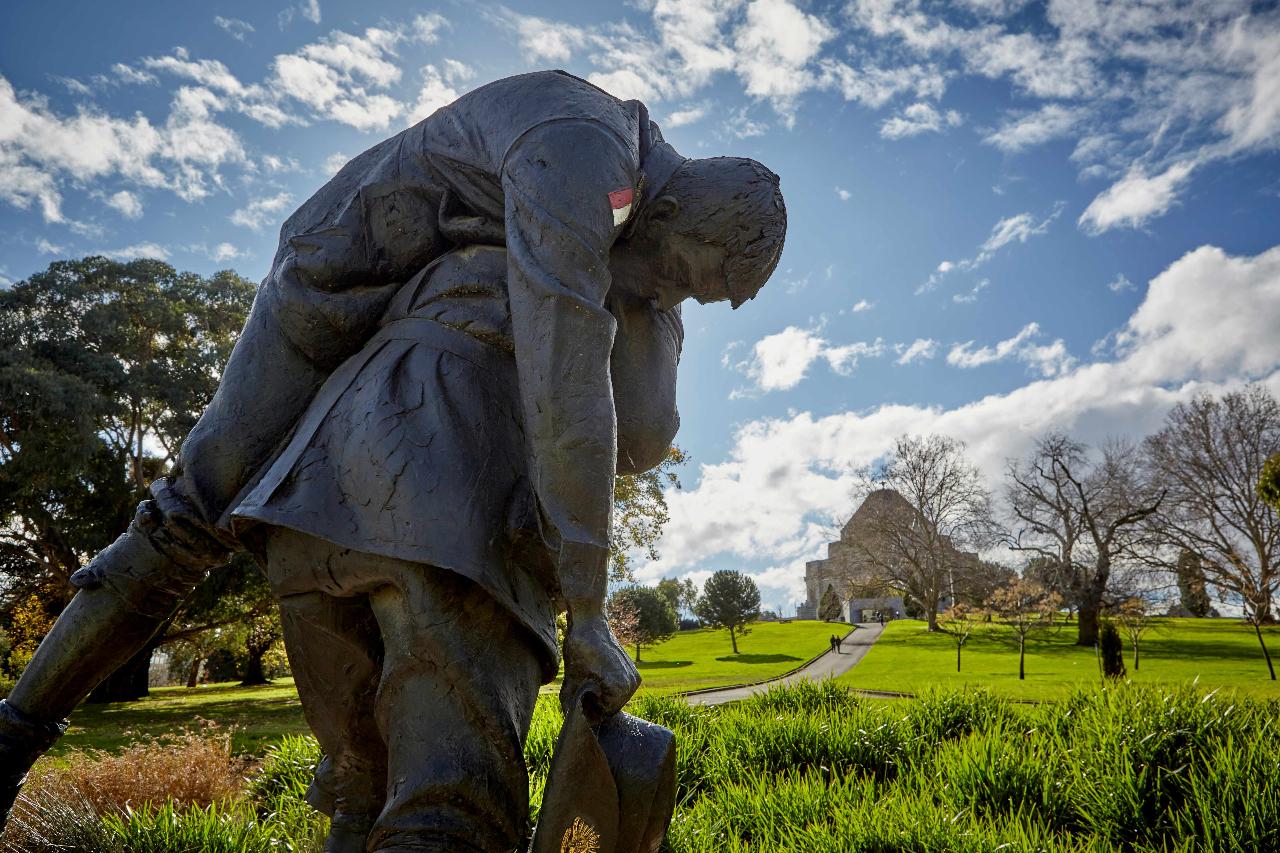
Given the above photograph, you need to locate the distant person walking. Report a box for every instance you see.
[835,634,843,653]
[878,611,885,627]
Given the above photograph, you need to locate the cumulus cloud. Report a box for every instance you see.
[731,325,884,393]
[230,191,294,229]
[835,186,851,201]
[947,322,1073,376]
[104,189,142,219]
[1108,273,1135,293]
[665,103,708,127]
[895,338,938,364]
[1079,161,1197,234]
[638,242,1280,606]
[0,75,246,223]
[879,101,962,139]
[984,103,1081,151]
[407,60,473,124]
[851,298,873,312]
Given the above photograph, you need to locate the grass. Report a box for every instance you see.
[55,680,310,756]
[55,622,843,755]
[9,681,1280,851]
[842,616,1280,701]
[628,620,849,694]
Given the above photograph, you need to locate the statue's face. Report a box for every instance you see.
[612,216,730,309]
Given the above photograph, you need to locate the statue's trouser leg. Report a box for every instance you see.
[276,591,388,853]
[0,286,332,825]
[263,529,543,853]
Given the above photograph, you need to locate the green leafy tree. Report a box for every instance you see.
[656,576,698,622]
[695,570,761,654]
[990,578,1062,681]
[1259,451,1280,511]
[606,585,677,662]
[0,256,255,700]
[610,447,685,581]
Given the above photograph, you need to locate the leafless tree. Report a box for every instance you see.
[1114,596,1153,672]
[1144,386,1280,679]
[1005,433,1163,647]
[937,603,983,672]
[851,434,997,631]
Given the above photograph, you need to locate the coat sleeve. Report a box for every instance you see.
[609,293,682,475]
[502,119,639,604]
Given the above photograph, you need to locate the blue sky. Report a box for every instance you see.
[3,0,1280,612]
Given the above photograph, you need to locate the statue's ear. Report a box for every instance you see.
[648,194,679,222]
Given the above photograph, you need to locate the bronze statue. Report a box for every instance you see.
[0,70,786,851]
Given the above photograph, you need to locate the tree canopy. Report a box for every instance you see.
[695,570,761,654]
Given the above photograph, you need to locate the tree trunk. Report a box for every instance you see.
[635,642,641,663]
[1133,643,1139,672]
[925,593,939,631]
[1253,620,1277,681]
[88,641,156,703]
[956,643,962,673]
[1018,636,1026,680]
[186,657,202,688]
[1077,600,1100,647]
[239,648,271,686]
[730,627,739,654]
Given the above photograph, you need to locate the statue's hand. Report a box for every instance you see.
[560,613,640,721]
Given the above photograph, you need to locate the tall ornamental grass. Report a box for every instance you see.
[3,681,1277,851]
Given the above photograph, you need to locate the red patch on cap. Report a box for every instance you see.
[608,187,634,209]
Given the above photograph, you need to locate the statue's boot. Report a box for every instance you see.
[0,701,67,832]
[0,491,227,830]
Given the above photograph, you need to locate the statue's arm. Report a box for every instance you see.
[503,118,641,715]
[609,292,682,475]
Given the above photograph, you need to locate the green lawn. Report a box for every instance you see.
[56,680,310,756]
[56,621,843,755]
[631,620,848,693]
[842,616,1280,701]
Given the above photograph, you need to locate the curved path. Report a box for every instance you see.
[684,622,885,706]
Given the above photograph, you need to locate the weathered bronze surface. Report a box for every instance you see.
[0,71,785,850]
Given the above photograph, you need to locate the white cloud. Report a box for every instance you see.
[983,103,1081,151]
[101,242,170,261]
[104,189,142,219]
[666,103,708,128]
[895,338,938,364]
[725,106,768,138]
[732,325,884,392]
[1079,161,1197,234]
[230,191,294,230]
[733,0,834,120]
[279,0,321,29]
[947,322,1074,377]
[835,186,851,201]
[879,101,962,139]
[112,63,157,86]
[213,16,255,43]
[408,60,473,124]
[36,238,63,254]
[851,298,873,312]
[920,207,1060,292]
[1108,273,1135,293]
[212,242,241,262]
[643,242,1280,607]
[946,321,1040,368]
[0,75,246,223]
[952,278,989,303]
[322,152,350,176]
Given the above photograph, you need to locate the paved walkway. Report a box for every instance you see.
[685,622,885,706]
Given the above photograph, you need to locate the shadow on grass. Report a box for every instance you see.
[636,660,694,669]
[715,653,803,664]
